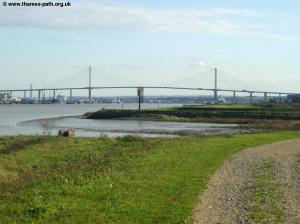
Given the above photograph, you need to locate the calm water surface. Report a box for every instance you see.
[0,104,240,137]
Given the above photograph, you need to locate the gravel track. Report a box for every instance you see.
[193,139,300,224]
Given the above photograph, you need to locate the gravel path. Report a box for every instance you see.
[193,139,300,224]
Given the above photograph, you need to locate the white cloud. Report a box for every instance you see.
[191,60,212,68]
[0,1,298,42]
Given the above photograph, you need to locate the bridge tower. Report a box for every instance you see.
[30,84,33,99]
[88,65,92,103]
[214,67,218,102]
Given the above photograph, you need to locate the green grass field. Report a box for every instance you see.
[1,132,300,223]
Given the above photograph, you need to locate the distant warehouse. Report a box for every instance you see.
[287,94,300,103]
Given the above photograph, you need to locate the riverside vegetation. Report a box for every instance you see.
[1,132,300,223]
[86,103,300,130]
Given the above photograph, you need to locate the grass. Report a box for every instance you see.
[0,132,300,223]
[0,137,45,154]
[189,104,260,109]
[247,161,285,223]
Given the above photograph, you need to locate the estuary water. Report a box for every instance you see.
[0,104,240,137]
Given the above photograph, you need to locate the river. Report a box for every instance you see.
[0,104,241,137]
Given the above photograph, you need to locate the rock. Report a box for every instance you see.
[58,128,75,137]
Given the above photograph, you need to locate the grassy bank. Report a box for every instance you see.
[86,104,300,130]
[86,104,300,121]
[1,132,300,223]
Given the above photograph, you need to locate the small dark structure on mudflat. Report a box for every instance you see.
[287,94,300,103]
[58,128,75,137]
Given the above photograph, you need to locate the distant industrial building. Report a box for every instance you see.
[55,94,67,104]
[0,93,21,104]
[287,94,300,103]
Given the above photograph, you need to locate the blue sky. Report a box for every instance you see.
[0,0,300,96]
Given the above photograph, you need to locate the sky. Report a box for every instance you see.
[0,0,300,96]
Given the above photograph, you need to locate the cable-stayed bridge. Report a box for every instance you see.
[0,66,298,104]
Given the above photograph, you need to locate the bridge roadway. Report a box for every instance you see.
[0,86,297,95]
[0,86,297,104]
